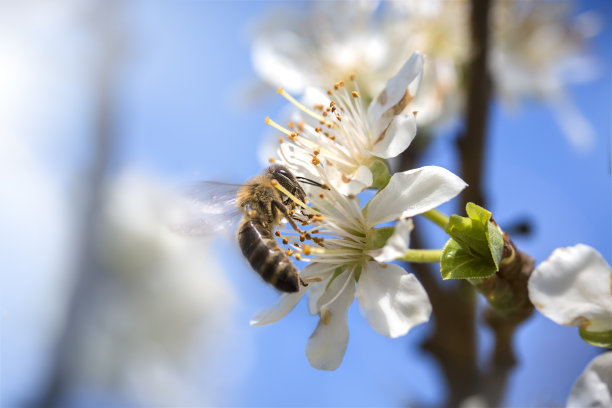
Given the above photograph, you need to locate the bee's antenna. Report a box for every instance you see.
[296,176,322,187]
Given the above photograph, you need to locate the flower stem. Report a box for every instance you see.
[421,209,450,229]
[398,249,443,263]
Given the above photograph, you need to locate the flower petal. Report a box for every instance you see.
[277,142,319,183]
[301,263,336,315]
[368,51,424,137]
[326,164,373,196]
[250,289,307,326]
[306,270,355,371]
[368,218,414,262]
[355,262,431,338]
[370,113,417,159]
[567,351,612,408]
[365,166,467,226]
[528,244,612,332]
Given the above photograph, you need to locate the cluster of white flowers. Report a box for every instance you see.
[251,0,599,147]
[253,53,467,370]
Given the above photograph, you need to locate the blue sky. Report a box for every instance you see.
[2,1,610,407]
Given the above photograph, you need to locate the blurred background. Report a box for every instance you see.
[1,0,610,407]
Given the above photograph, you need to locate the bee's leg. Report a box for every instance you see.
[271,199,302,233]
[299,277,308,287]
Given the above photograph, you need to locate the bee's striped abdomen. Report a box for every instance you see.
[237,220,300,292]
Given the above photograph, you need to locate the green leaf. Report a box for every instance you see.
[440,238,498,280]
[486,221,504,270]
[446,214,490,258]
[366,226,395,252]
[444,203,504,274]
[579,327,612,348]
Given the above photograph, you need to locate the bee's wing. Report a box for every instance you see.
[169,181,244,236]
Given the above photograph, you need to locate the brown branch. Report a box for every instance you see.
[400,146,480,407]
[471,234,535,406]
[459,0,492,209]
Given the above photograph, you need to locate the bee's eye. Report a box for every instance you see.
[275,168,291,179]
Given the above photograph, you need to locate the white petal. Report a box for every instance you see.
[300,263,336,315]
[528,244,612,332]
[327,164,373,196]
[250,289,307,326]
[356,262,431,338]
[277,142,319,182]
[365,166,467,226]
[308,280,328,315]
[370,113,417,159]
[567,351,612,408]
[368,218,414,262]
[305,271,355,371]
[368,52,424,137]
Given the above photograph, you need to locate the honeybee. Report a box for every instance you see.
[173,165,316,292]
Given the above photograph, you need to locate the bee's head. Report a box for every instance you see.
[267,164,306,204]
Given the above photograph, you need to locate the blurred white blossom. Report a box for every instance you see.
[251,2,412,101]
[567,351,612,408]
[491,1,601,151]
[251,0,599,147]
[71,171,239,405]
[528,244,612,333]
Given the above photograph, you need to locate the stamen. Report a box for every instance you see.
[352,91,359,98]
[276,87,335,128]
[268,158,276,163]
[265,116,293,136]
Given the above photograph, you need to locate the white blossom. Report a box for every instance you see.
[268,52,423,195]
[251,159,467,370]
[567,351,612,408]
[528,244,612,333]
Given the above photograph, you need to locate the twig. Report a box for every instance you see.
[459,0,492,209]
